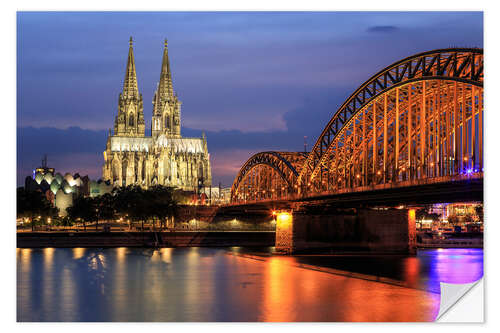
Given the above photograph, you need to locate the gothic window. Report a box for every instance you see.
[165,115,170,129]
[129,114,134,127]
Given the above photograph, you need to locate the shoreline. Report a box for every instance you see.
[17,231,275,248]
[16,231,483,250]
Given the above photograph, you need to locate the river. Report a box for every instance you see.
[16,247,483,322]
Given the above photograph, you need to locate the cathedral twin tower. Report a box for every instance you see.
[102,37,212,189]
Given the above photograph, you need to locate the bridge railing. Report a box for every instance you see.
[228,172,482,206]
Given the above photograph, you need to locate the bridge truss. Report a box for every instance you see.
[230,48,483,203]
[231,152,307,202]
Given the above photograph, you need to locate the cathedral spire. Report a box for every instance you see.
[123,36,139,98]
[158,38,174,98]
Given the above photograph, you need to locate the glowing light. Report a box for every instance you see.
[466,168,473,175]
[356,174,360,178]
[276,211,292,228]
[73,248,85,259]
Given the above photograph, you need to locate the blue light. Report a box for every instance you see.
[466,168,473,175]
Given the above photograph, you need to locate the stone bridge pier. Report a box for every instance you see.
[275,207,416,254]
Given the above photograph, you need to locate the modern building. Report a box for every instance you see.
[102,38,212,190]
[25,159,113,216]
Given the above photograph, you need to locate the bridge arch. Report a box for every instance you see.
[231,151,307,202]
[298,48,483,194]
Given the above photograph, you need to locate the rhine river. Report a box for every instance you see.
[17,247,483,322]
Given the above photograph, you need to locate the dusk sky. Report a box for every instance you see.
[17,11,483,187]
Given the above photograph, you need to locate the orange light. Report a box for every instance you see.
[276,211,292,228]
[464,157,468,161]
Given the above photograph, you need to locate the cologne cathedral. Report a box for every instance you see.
[102,38,212,190]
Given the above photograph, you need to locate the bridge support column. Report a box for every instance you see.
[275,208,416,254]
[275,211,297,254]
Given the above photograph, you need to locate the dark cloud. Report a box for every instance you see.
[17,126,307,187]
[367,25,400,33]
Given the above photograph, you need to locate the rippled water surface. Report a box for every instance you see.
[17,247,482,322]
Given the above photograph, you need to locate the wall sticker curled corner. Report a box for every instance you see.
[436,278,484,322]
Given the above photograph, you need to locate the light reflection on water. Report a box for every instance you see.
[16,247,482,322]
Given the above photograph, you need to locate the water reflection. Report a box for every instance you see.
[17,247,481,322]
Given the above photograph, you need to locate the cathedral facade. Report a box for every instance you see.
[102,38,212,190]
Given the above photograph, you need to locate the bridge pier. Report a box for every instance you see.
[275,208,416,254]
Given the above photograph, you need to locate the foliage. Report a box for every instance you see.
[17,187,59,230]
[111,185,179,230]
[67,196,97,230]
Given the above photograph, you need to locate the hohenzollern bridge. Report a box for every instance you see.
[225,48,483,253]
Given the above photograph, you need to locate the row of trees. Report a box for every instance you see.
[17,185,180,231]
[67,185,179,231]
[17,187,59,231]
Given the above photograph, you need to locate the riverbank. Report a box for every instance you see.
[17,231,275,248]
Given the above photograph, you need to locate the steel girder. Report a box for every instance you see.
[298,48,484,186]
[231,151,307,201]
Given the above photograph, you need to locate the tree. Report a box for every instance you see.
[17,187,58,231]
[67,196,97,231]
[94,193,115,231]
[60,216,73,230]
[149,186,178,230]
[113,185,149,231]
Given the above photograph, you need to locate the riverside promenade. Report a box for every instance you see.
[17,231,275,248]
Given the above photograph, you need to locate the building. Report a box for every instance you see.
[24,158,113,216]
[102,38,212,190]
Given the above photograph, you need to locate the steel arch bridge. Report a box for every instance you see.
[231,152,307,202]
[231,48,483,203]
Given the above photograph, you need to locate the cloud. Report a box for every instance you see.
[367,25,399,33]
[17,126,308,187]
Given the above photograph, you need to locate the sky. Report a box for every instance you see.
[17,11,483,187]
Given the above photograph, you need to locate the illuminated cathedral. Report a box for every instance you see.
[102,38,212,190]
